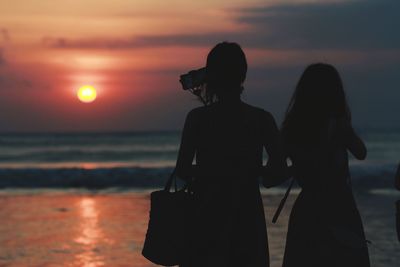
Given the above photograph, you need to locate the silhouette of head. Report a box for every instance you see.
[205,42,247,103]
[282,63,350,144]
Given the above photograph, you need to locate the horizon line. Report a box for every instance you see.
[0,127,399,135]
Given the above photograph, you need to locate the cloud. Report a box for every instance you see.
[0,47,5,65]
[42,33,220,49]
[0,28,10,66]
[0,69,32,90]
[236,0,400,50]
[0,28,10,42]
[0,48,33,91]
[42,0,400,51]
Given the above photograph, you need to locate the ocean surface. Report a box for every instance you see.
[0,130,398,189]
[0,131,399,266]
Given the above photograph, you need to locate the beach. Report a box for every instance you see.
[0,188,398,267]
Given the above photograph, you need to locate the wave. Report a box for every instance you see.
[0,164,396,190]
[349,162,397,189]
[0,167,174,189]
[0,132,180,147]
[0,149,178,162]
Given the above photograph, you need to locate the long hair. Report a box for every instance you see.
[204,42,247,104]
[282,63,351,145]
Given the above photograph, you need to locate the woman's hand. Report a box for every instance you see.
[261,111,289,188]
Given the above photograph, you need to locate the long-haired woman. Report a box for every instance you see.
[281,63,370,267]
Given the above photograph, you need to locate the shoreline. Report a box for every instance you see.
[0,166,397,190]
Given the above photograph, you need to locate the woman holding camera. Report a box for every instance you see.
[175,42,287,267]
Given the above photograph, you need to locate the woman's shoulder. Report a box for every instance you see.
[184,106,208,122]
[239,103,278,131]
[187,106,206,114]
[241,102,273,118]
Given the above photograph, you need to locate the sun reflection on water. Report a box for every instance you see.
[74,197,109,267]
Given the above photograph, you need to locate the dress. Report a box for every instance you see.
[176,100,281,267]
[282,125,370,267]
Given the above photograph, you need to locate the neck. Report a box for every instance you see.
[217,89,242,102]
[218,95,241,104]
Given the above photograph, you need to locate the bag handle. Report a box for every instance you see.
[164,168,192,193]
[164,168,178,192]
[272,178,295,223]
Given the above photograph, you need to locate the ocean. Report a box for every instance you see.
[0,130,398,189]
[0,132,180,189]
[0,130,399,267]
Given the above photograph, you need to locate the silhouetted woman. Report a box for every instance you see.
[281,63,370,267]
[175,42,287,267]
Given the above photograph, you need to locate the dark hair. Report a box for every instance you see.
[205,42,247,104]
[282,63,351,145]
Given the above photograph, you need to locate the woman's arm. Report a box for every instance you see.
[261,111,289,188]
[341,120,367,160]
[175,110,197,182]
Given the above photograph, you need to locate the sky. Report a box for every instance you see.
[0,0,399,132]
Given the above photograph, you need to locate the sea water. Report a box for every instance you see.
[0,129,398,189]
[0,131,399,267]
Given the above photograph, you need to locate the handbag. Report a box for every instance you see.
[142,169,193,266]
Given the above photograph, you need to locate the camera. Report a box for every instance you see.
[179,67,206,91]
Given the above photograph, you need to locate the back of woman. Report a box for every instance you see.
[186,102,274,267]
[194,102,265,183]
[281,63,370,267]
[288,120,350,190]
[176,42,286,267]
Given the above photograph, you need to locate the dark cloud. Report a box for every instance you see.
[237,0,400,50]
[0,28,10,42]
[0,48,33,91]
[42,34,218,49]
[0,47,5,65]
[0,28,9,66]
[0,28,10,41]
[42,0,400,51]
[0,71,32,90]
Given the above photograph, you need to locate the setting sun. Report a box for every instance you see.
[77,85,97,103]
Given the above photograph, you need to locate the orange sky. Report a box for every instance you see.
[0,0,399,131]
